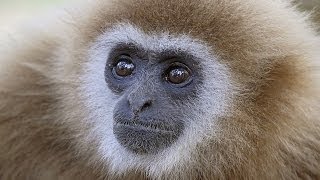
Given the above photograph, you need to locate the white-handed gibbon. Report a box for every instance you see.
[0,0,319,179]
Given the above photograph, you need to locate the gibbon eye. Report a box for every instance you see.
[113,55,135,77]
[166,64,191,84]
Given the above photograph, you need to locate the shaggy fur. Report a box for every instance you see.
[0,0,319,179]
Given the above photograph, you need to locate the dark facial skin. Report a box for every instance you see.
[105,44,203,154]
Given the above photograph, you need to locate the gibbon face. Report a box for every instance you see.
[82,23,232,173]
[102,25,224,154]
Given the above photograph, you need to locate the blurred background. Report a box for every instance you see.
[0,0,319,32]
[0,0,71,32]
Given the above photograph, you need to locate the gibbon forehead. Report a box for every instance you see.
[81,0,301,91]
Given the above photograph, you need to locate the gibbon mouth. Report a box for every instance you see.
[113,119,180,154]
[114,120,174,133]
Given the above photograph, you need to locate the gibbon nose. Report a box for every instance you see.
[128,97,153,114]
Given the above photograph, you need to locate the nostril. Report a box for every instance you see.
[141,100,152,111]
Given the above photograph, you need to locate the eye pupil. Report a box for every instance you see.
[115,58,135,77]
[168,67,190,84]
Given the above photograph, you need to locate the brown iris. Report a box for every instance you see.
[166,65,191,84]
[114,56,135,77]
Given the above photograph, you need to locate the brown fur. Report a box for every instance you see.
[0,0,319,179]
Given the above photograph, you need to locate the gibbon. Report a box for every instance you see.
[0,0,319,179]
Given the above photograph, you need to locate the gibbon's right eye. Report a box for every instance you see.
[113,55,135,77]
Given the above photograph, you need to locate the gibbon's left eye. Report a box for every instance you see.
[165,63,191,85]
[113,55,135,77]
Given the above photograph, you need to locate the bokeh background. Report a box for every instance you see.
[0,0,70,32]
[0,0,319,32]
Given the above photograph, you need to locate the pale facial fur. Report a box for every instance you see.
[80,23,234,176]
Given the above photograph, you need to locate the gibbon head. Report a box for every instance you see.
[82,22,233,174]
[56,0,319,177]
